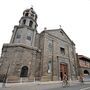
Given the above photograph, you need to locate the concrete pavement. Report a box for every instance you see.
[0,80,80,88]
[0,80,90,90]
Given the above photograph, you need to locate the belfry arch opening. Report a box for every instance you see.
[84,70,89,75]
[23,19,26,25]
[20,66,28,77]
[29,21,33,27]
[25,13,29,16]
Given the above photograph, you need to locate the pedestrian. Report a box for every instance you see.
[80,74,84,85]
[63,73,68,81]
[62,73,69,87]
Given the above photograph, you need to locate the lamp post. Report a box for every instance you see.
[2,63,10,88]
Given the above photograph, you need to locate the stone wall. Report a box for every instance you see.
[40,30,77,81]
[0,43,41,82]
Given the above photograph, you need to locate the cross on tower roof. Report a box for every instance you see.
[31,5,33,8]
[59,25,62,29]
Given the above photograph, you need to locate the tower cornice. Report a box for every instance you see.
[3,43,41,52]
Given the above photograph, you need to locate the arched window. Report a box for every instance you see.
[25,13,28,16]
[84,70,89,75]
[48,61,52,73]
[20,66,28,77]
[23,19,26,25]
[29,21,33,27]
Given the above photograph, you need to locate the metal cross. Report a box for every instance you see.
[31,5,33,8]
[59,25,62,29]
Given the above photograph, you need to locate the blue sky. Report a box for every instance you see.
[0,0,90,57]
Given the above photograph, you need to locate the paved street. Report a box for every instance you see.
[0,82,90,90]
[48,84,90,90]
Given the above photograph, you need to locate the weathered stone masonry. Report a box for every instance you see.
[0,7,77,82]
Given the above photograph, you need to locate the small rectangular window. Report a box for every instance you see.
[85,60,87,65]
[16,34,21,39]
[48,40,52,52]
[27,36,31,40]
[60,47,65,55]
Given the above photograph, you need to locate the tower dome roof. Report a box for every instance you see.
[23,7,37,16]
[23,7,37,21]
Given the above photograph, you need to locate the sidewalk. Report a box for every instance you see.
[2,80,80,87]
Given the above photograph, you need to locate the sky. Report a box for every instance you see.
[0,0,90,57]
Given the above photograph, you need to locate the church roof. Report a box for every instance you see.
[40,28,75,45]
[78,55,90,61]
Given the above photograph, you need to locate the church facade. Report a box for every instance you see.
[0,8,77,83]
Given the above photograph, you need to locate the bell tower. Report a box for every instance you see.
[10,7,38,47]
[0,7,41,82]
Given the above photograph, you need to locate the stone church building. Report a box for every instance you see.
[0,7,77,82]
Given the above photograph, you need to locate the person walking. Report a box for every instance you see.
[62,73,69,87]
[80,74,84,85]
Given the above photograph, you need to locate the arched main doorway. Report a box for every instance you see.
[60,63,68,80]
[20,66,28,77]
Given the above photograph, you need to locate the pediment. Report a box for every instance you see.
[45,29,75,45]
